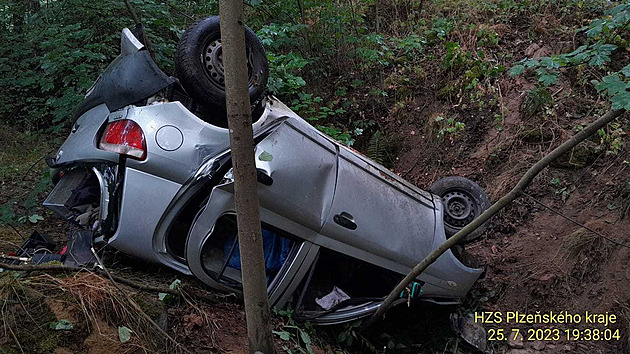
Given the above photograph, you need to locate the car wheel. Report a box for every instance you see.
[175,16,269,127]
[428,176,491,243]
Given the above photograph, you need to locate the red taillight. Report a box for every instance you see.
[99,119,147,160]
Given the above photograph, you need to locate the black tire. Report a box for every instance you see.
[428,177,491,243]
[175,16,269,127]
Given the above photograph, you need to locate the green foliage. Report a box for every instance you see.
[597,121,626,155]
[336,319,377,351]
[521,87,553,117]
[1,168,52,226]
[0,200,16,226]
[0,0,212,131]
[394,34,426,59]
[272,308,316,354]
[510,3,630,110]
[441,41,505,95]
[434,115,466,138]
[118,326,133,343]
[425,18,456,42]
[49,319,74,331]
[315,125,355,146]
[27,214,44,224]
[594,68,630,110]
[258,24,310,97]
[477,27,500,47]
[158,279,181,303]
[367,131,386,164]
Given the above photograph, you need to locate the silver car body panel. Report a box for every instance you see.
[108,167,184,268]
[252,119,338,232]
[52,104,119,166]
[49,90,483,323]
[121,101,271,184]
[318,146,436,267]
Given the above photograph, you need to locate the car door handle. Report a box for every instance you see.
[334,212,357,230]
[256,168,273,186]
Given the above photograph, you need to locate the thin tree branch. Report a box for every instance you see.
[123,0,140,24]
[522,192,630,248]
[0,262,224,304]
[365,108,626,327]
[0,262,179,294]
[90,250,192,354]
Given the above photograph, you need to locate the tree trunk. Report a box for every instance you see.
[219,1,276,353]
[365,108,625,327]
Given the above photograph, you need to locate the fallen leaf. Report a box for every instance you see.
[50,319,73,331]
[258,151,273,161]
[118,326,132,343]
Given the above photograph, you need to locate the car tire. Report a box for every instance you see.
[428,176,491,243]
[175,16,269,127]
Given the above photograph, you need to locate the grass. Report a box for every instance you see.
[0,124,63,228]
[564,226,615,280]
[0,124,59,183]
[0,271,178,353]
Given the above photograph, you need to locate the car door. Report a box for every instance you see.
[253,118,338,232]
[185,118,338,296]
[318,145,437,275]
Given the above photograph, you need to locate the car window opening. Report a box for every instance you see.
[200,214,295,287]
[293,248,404,318]
[166,192,213,262]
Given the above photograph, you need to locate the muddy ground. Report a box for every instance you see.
[1,7,630,354]
[385,60,630,353]
[1,86,628,354]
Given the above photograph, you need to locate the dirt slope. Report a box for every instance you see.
[387,65,630,353]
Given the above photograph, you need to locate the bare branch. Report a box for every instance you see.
[365,108,626,327]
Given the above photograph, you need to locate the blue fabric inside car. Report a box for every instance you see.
[224,229,291,278]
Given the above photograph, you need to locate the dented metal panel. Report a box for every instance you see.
[319,146,437,270]
[253,119,337,232]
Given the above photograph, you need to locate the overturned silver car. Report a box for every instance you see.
[43,19,489,324]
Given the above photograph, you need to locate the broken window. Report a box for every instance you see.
[293,248,404,320]
[199,214,297,288]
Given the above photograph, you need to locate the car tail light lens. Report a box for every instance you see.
[99,119,147,160]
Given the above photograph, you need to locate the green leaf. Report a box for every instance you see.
[28,214,44,224]
[118,326,132,343]
[509,64,525,76]
[273,330,291,341]
[538,73,558,86]
[158,292,173,302]
[524,59,539,68]
[540,57,560,69]
[589,53,607,66]
[299,329,311,345]
[621,65,630,77]
[169,279,181,290]
[595,75,628,96]
[258,151,273,162]
[611,91,630,111]
[50,319,74,330]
